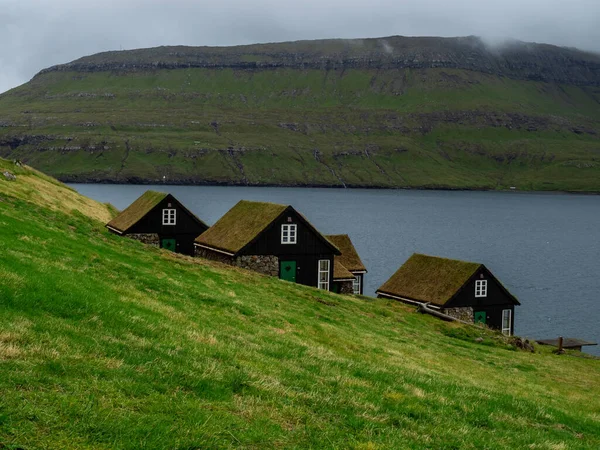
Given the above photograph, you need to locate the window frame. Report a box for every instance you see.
[475,279,487,298]
[502,309,512,336]
[352,275,361,295]
[162,208,176,225]
[318,259,330,290]
[281,224,297,244]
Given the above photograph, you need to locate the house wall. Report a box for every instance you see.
[127,233,159,247]
[442,306,474,322]
[446,267,517,334]
[235,255,279,277]
[336,280,354,294]
[127,195,208,256]
[240,209,336,289]
[195,247,279,278]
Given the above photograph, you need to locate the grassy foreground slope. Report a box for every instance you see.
[1,36,599,191]
[0,160,599,449]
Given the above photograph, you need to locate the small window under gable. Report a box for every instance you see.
[475,279,487,297]
[281,224,297,244]
[162,208,176,225]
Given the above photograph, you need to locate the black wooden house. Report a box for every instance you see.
[376,254,520,335]
[194,200,341,290]
[106,191,209,256]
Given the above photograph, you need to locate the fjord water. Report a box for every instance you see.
[71,184,600,356]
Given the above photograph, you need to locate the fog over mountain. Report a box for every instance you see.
[1,0,599,94]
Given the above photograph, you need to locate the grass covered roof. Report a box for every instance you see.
[377,253,482,306]
[106,190,167,233]
[326,234,367,273]
[333,260,355,281]
[195,200,288,254]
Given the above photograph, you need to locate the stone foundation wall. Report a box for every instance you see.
[194,246,235,265]
[194,249,280,278]
[127,233,159,247]
[235,255,279,277]
[338,280,354,294]
[442,306,474,323]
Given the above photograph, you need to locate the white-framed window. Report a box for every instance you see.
[475,279,487,297]
[502,309,512,336]
[162,208,176,225]
[352,275,361,295]
[318,259,330,290]
[281,224,297,244]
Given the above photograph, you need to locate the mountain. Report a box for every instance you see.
[1,157,599,448]
[1,35,599,190]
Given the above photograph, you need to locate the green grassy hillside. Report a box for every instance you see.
[0,36,599,191]
[1,159,599,448]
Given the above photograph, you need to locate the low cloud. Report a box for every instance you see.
[1,0,599,93]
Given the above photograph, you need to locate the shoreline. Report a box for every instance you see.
[61,177,600,196]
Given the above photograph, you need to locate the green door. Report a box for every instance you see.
[161,238,176,252]
[279,261,297,283]
[474,311,486,324]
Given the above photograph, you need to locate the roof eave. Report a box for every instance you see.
[376,290,443,309]
[194,242,236,257]
[105,224,124,235]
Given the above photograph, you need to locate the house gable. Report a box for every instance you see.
[127,194,208,236]
[445,266,520,308]
[240,207,339,257]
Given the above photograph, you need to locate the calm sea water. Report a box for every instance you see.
[70,184,600,356]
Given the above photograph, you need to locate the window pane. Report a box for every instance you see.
[319,260,329,271]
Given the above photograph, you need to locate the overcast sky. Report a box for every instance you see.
[1,0,599,94]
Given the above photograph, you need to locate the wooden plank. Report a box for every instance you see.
[536,338,597,349]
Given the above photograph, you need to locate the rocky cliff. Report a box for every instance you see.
[37,36,600,86]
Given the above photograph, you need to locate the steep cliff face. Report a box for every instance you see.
[37,36,600,86]
[1,36,599,191]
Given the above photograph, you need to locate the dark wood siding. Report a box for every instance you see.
[447,267,517,334]
[241,209,336,289]
[127,194,208,256]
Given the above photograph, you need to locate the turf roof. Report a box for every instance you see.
[195,200,288,254]
[333,260,355,281]
[326,234,367,273]
[376,253,482,306]
[106,190,167,233]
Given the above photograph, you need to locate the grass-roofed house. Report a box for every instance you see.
[106,190,209,256]
[376,254,520,335]
[326,234,368,295]
[194,200,341,290]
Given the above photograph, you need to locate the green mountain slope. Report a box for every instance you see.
[1,36,600,190]
[1,159,599,448]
